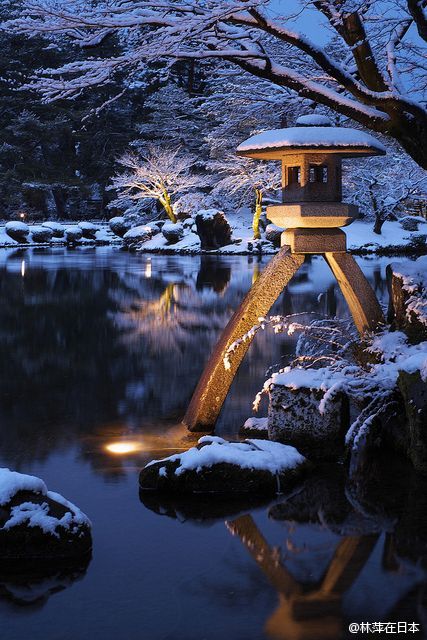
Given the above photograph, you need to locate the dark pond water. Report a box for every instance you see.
[0,247,426,640]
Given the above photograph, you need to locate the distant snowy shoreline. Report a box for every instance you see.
[0,218,425,256]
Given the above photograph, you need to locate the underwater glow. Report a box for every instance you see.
[105,440,143,455]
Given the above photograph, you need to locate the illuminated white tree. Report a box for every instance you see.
[344,152,427,234]
[110,145,201,224]
[211,156,280,239]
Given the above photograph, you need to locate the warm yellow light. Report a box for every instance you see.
[145,260,152,278]
[105,440,143,455]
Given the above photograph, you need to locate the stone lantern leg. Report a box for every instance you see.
[183,116,386,433]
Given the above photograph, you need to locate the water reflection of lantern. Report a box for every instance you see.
[183,116,386,432]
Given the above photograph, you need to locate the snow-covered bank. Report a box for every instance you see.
[0,216,425,256]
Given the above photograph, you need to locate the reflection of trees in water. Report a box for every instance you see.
[0,253,254,472]
[0,251,393,472]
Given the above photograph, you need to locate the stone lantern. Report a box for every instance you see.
[183,116,386,433]
[236,115,386,253]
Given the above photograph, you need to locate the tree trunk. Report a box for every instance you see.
[159,191,177,224]
[373,215,385,235]
[253,189,263,240]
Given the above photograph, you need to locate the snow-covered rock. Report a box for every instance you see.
[0,468,92,564]
[64,225,83,243]
[162,221,184,244]
[265,223,283,247]
[239,416,269,439]
[42,221,65,238]
[79,221,99,239]
[195,209,232,250]
[139,436,307,495]
[387,256,427,342]
[30,225,53,243]
[123,224,153,249]
[399,216,427,232]
[5,221,29,243]
[268,369,349,460]
[109,216,132,238]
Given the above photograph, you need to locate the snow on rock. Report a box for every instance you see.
[5,221,29,243]
[295,114,332,127]
[30,225,53,243]
[0,468,46,506]
[240,416,269,438]
[140,436,307,495]
[237,127,386,154]
[195,209,232,250]
[42,221,65,237]
[0,467,92,563]
[123,224,153,249]
[268,368,349,460]
[162,221,184,244]
[79,221,99,239]
[109,216,131,238]
[388,256,427,341]
[64,225,83,243]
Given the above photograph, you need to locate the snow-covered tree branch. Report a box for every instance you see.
[2,1,427,167]
[110,144,201,223]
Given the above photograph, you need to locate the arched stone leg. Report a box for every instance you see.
[183,247,305,432]
[324,252,384,334]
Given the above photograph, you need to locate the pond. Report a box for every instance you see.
[0,247,425,640]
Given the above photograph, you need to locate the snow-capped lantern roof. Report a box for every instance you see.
[237,121,386,159]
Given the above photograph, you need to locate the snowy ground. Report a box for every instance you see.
[0,215,425,255]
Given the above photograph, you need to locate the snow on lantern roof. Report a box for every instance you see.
[237,125,387,159]
[295,114,332,127]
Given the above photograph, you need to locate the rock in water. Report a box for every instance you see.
[0,468,92,565]
[123,224,153,250]
[195,210,232,250]
[139,436,307,495]
[30,225,53,243]
[5,221,29,243]
[268,369,349,460]
[162,221,184,244]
